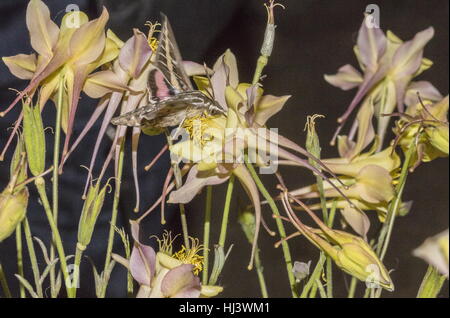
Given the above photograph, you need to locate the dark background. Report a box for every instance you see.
[0,0,448,298]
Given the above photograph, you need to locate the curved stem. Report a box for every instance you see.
[377,140,415,260]
[100,140,125,298]
[202,186,213,285]
[244,160,298,298]
[218,175,235,247]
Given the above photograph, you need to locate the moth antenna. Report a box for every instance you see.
[203,62,216,101]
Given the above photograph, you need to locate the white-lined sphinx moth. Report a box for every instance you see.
[111,14,224,135]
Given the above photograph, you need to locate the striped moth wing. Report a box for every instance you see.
[111,14,215,135]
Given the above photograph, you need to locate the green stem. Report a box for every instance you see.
[23,218,42,298]
[100,140,125,298]
[417,265,446,298]
[202,186,213,285]
[49,79,64,296]
[348,276,358,298]
[15,225,25,298]
[252,55,268,85]
[72,244,84,298]
[0,262,12,298]
[377,141,415,260]
[218,175,235,247]
[315,278,327,298]
[304,201,337,298]
[35,178,72,297]
[254,247,269,298]
[165,133,190,249]
[301,253,326,298]
[325,203,336,298]
[244,159,298,298]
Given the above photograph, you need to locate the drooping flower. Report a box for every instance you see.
[280,189,394,291]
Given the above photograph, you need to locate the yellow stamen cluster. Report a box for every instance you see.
[173,237,205,275]
[182,113,215,146]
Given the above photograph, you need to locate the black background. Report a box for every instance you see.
[0,0,448,298]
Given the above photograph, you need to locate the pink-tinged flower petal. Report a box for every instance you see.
[26,0,59,58]
[2,54,37,80]
[392,27,434,79]
[161,264,201,298]
[404,81,443,107]
[324,64,363,91]
[130,220,141,244]
[128,220,155,286]
[60,96,109,169]
[183,61,210,76]
[81,91,124,194]
[130,243,156,286]
[119,29,152,78]
[69,7,109,66]
[211,49,239,109]
[83,70,129,98]
[131,126,141,212]
[357,18,387,71]
[233,164,261,270]
[340,206,370,241]
[254,94,291,126]
[167,165,229,204]
[338,100,375,160]
[62,65,89,158]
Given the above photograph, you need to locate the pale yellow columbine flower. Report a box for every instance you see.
[394,95,449,170]
[1,0,126,160]
[325,16,436,144]
[290,101,402,239]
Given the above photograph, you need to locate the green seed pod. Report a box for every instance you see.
[77,182,108,248]
[22,102,46,176]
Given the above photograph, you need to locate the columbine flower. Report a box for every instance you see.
[413,229,449,278]
[288,102,402,239]
[280,191,394,291]
[113,221,222,298]
[325,16,435,145]
[1,0,124,162]
[165,49,349,269]
[393,95,449,171]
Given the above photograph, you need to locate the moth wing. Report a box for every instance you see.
[155,13,193,92]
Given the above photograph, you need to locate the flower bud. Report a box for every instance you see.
[77,181,108,248]
[336,238,394,291]
[0,187,29,242]
[22,103,46,176]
